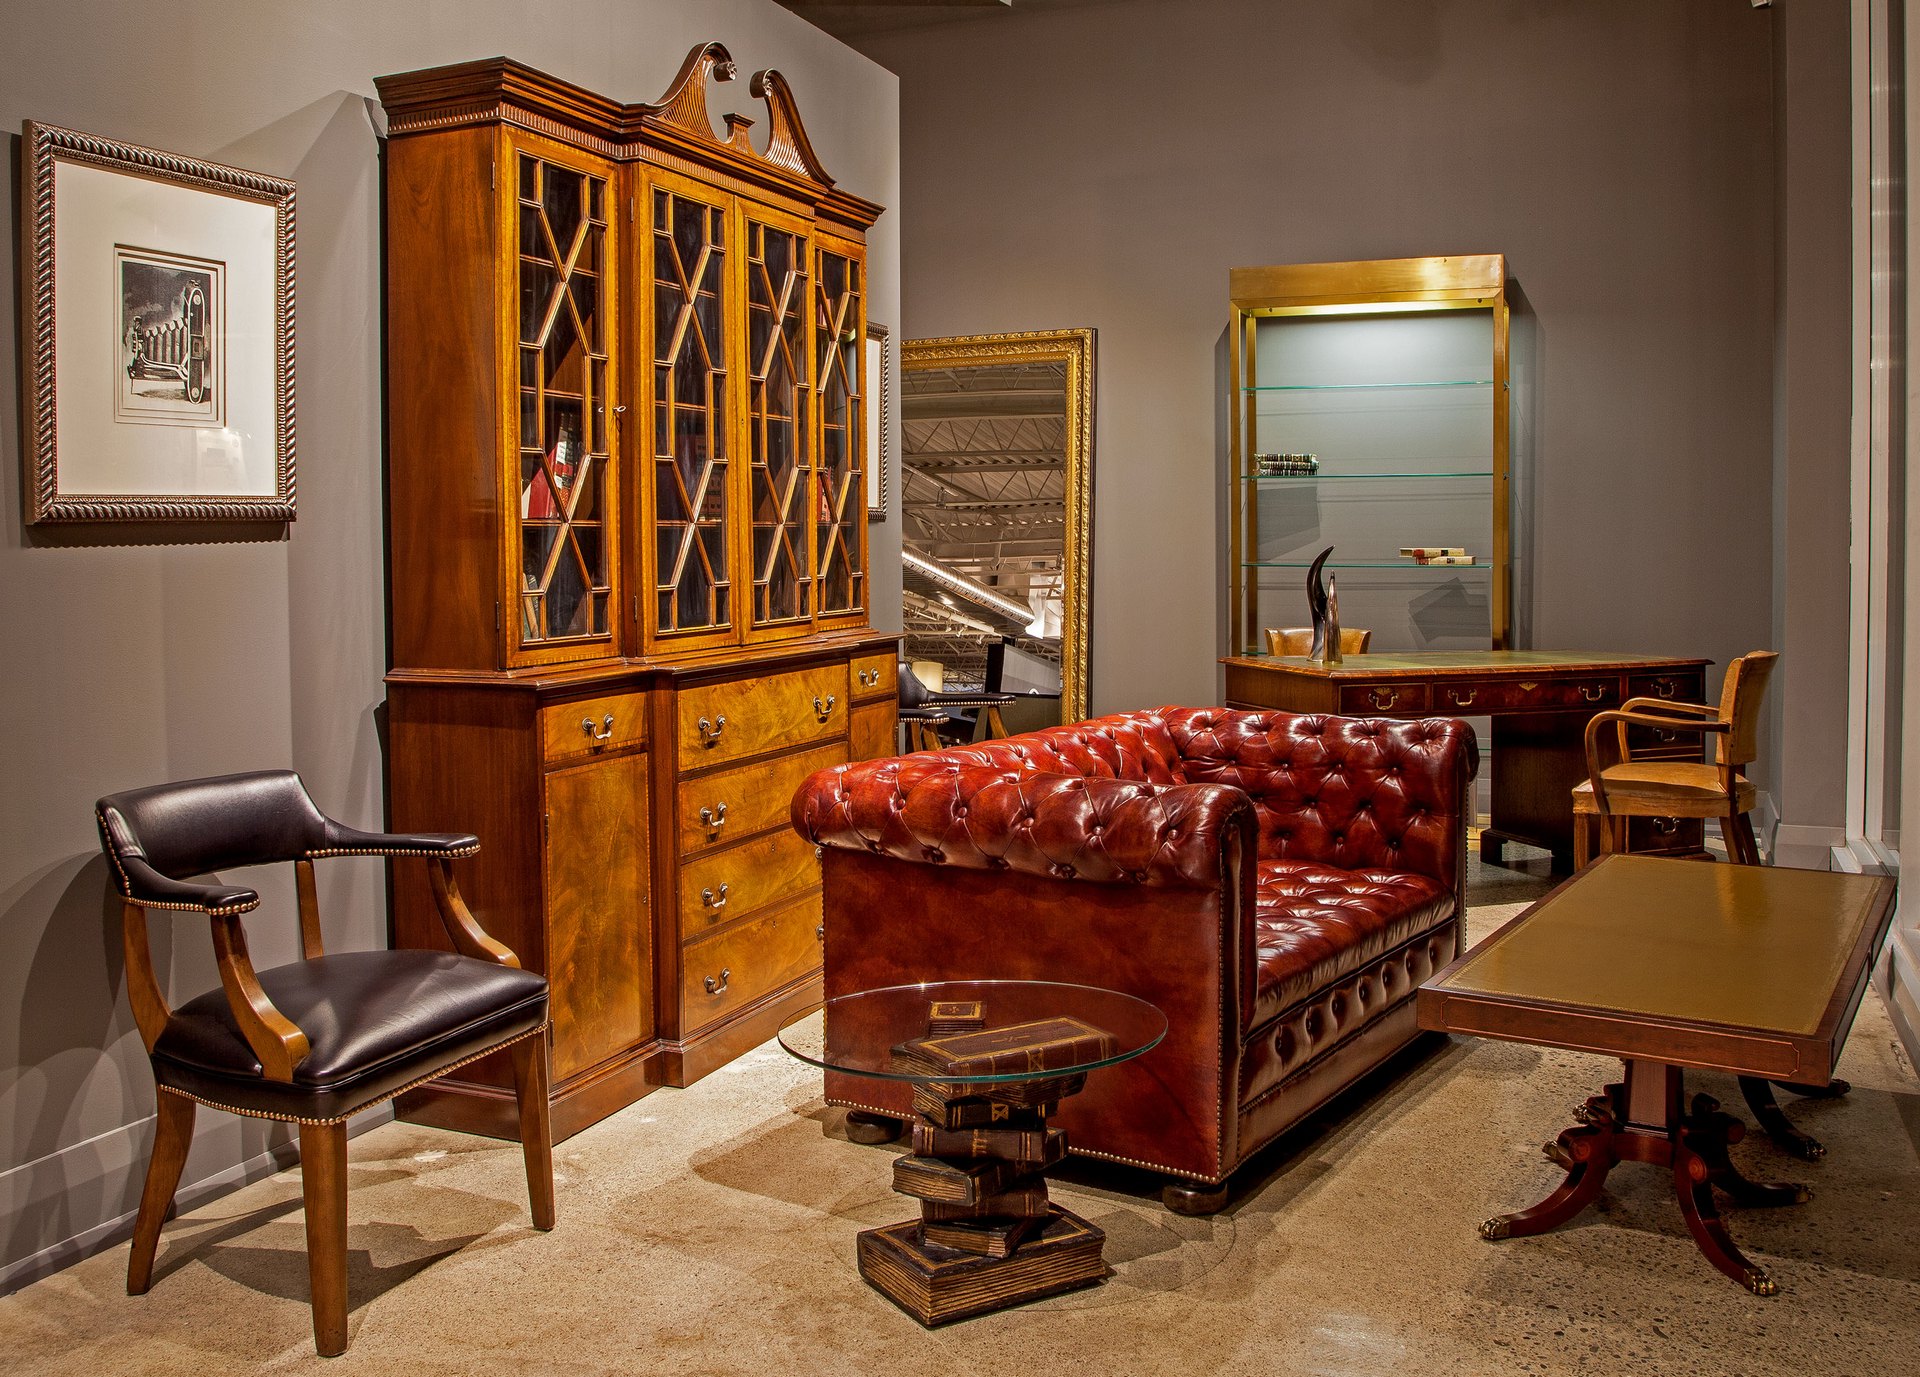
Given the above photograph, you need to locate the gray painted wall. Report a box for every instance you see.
[0,0,899,1285]
[861,0,1850,841]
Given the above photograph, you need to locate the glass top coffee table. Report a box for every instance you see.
[780,979,1165,1326]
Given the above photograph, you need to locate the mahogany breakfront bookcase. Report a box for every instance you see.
[375,44,897,1140]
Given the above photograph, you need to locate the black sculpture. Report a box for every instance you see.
[1306,546,1339,662]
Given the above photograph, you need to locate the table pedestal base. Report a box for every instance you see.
[857,1206,1107,1326]
[1482,1059,1807,1296]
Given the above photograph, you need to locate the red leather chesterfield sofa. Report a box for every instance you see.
[790,705,1478,1212]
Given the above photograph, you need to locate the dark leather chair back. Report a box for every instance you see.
[98,770,333,881]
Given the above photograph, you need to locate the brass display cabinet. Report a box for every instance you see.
[1228,255,1517,655]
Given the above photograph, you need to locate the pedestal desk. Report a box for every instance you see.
[1222,651,1712,866]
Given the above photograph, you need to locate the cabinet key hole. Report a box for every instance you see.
[701,884,730,910]
[697,715,728,745]
[699,802,729,831]
[581,713,615,744]
[704,968,731,996]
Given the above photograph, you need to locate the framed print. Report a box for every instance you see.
[19,121,296,522]
[866,322,890,520]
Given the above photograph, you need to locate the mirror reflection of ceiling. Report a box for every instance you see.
[770,0,1127,44]
[902,358,1067,689]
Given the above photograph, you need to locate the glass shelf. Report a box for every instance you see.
[1242,470,1493,482]
[1244,560,1492,570]
[1241,379,1493,393]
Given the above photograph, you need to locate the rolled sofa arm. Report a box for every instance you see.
[793,754,1256,888]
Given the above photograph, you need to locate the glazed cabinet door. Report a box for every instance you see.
[507,135,620,667]
[743,205,816,640]
[542,751,653,1083]
[641,170,739,652]
[813,233,866,627]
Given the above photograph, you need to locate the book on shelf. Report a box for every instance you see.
[1399,546,1465,559]
[1255,452,1319,476]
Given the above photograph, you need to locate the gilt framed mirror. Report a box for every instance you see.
[899,328,1094,724]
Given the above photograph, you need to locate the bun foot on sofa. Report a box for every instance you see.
[844,1111,905,1145]
[1161,1179,1229,1216]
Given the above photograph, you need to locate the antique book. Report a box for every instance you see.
[918,1214,1042,1259]
[909,1122,1066,1167]
[908,1074,1084,1111]
[926,1000,986,1034]
[917,1177,1050,1221]
[911,1088,1055,1128]
[892,1016,1115,1078]
[1399,545,1465,558]
[857,1208,1107,1326]
[892,1154,1021,1206]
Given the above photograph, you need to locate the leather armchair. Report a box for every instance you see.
[792,706,1476,1212]
[96,770,553,1356]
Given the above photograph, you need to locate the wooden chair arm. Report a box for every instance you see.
[1619,696,1718,716]
[1584,708,1730,797]
[428,859,521,967]
[208,913,310,1082]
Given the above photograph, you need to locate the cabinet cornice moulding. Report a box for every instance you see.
[374,43,883,230]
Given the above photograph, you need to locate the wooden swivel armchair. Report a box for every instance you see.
[1266,627,1373,656]
[1571,650,1834,1157]
[96,771,554,1356]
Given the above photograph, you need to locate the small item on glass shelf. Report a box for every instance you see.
[1399,546,1475,565]
[891,1016,1116,1079]
[1255,451,1319,476]
[927,1000,987,1034]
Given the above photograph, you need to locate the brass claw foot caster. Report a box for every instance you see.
[1543,1140,1575,1171]
[1479,1216,1512,1241]
[1744,1268,1779,1297]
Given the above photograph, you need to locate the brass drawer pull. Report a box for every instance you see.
[704,967,731,995]
[816,923,824,940]
[697,714,728,745]
[814,694,837,720]
[698,802,729,831]
[858,668,881,687]
[1581,684,1606,702]
[1369,687,1399,710]
[701,883,730,911]
[1655,729,1676,743]
[580,713,615,744]
[1653,678,1677,699]
[1449,688,1476,707]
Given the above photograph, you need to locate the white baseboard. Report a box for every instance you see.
[1878,926,1920,1076]
[1772,820,1847,869]
[0,1104,391,1297]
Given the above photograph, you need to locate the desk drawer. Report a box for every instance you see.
[678,664,846,770]
[677,739,847,855]
[1627,671,1707,707]
[678,826,819,938]
[540,689,647,763]
[1431,677,1619,714]
[680,893,821,1032]
[1338,682,1430,715]
[850,653,896,703]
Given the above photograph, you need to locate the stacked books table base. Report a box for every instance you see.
[780,981,1165,1326]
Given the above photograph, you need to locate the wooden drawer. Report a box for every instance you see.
[1624,720,1709,758]
[1627,671,1707,707]
[850,700,897,762]
[677,739,847,855]
[677,663,847,770]
[850,652,896,703]
[1430,676,1619,714]
[541,689,647,763]
[679,892,822,1032]
[678,825,820,939]
[1338,682,1430,715]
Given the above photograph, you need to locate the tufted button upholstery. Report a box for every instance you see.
[1250,861,1452,1022]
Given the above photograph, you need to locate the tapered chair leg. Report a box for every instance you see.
[127,1090,196,1294]
[510,1034,556,1231]
[299,1121,350,1357]
[1573,814,1596,870]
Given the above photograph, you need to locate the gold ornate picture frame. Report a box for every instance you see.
[19,121,296,523]
[865,322,890,519]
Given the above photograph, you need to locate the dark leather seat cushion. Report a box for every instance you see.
[1251,860,1453,1023]
[151,950,548,1122]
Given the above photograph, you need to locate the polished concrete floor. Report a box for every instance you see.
[1,854,1915,1375]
